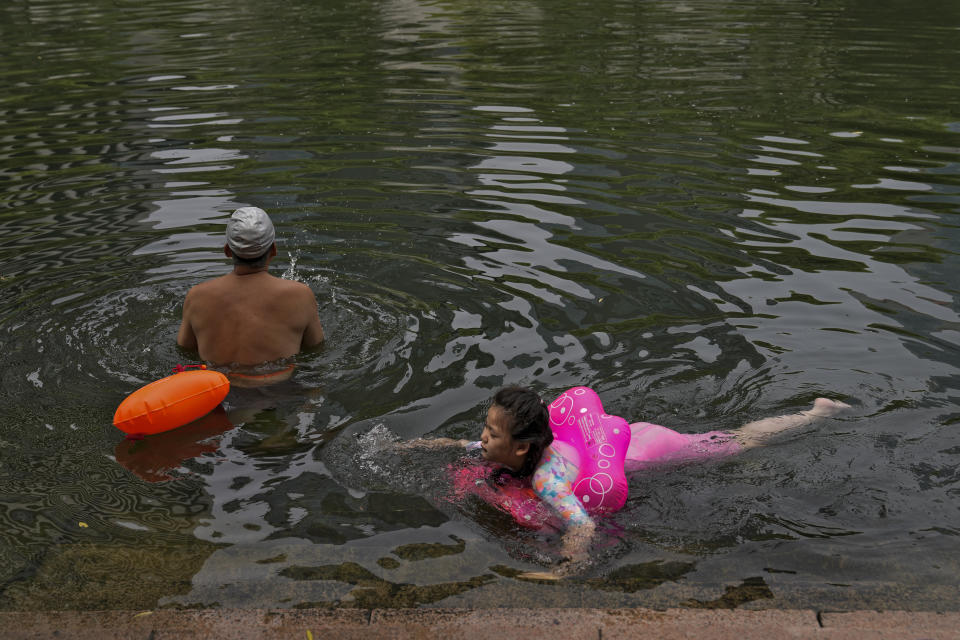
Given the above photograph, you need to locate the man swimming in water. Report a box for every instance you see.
[176,207,324,384]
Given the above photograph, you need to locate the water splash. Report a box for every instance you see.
[353,422,401,478]
[281,249,302,282]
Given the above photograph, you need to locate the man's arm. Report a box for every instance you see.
[176,290,199,351]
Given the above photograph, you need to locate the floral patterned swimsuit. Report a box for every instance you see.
[530,444,593,526]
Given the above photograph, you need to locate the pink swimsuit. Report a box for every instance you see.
[623,422,741,472]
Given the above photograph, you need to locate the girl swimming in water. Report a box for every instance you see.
[406,386,850,579]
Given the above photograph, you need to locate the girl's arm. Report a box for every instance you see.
[557,520,596,575]
[396,437,474,450]
[523,447,597,578]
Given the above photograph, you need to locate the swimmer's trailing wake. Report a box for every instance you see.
[325,421,446,497]
[342,386,854,582]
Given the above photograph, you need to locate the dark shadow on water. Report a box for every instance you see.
[262,479,451,545]
[681,576,775,609]
[114,406,234,482]
[389,535,466,562]
[586,560,698,593]
[0,541,222,611]
[231,407,313,457]
[280,562,495,608]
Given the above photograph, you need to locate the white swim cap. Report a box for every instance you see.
[226,207,275,258]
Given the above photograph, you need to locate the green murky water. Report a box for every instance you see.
[2,0,959,611]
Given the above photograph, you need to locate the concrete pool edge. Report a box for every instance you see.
[2,607,959,639]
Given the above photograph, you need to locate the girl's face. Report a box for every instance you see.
[480,405,528,470]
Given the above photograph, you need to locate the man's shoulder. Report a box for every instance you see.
[270,276,314,295]
[186,275,231,296]
[279,279,318,309]
[188,273,314,303]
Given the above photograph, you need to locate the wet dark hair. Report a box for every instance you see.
[491,386,553,480]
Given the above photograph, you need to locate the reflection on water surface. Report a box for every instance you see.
[1,0,959,612]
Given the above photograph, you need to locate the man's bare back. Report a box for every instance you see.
[177,207,324,369]
[178,270,324,365]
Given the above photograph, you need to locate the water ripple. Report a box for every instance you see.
[2,0,960,611]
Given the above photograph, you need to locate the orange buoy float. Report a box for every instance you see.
[113,365,230,437]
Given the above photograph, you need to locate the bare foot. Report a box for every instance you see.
[517,571,563,581]
[517,557,588,581]
[806,397,851,418]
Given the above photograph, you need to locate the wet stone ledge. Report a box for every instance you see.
[2,607,960,640]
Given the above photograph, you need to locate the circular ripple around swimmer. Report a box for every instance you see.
[5,284,191,406]
[1,444,208,549]
[294,280,417,393]
[50,266,413,397]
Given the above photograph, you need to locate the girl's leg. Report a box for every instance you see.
[624,422,735,470]
[733,398,850,448]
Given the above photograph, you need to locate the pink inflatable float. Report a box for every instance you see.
[547,386,631,514]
